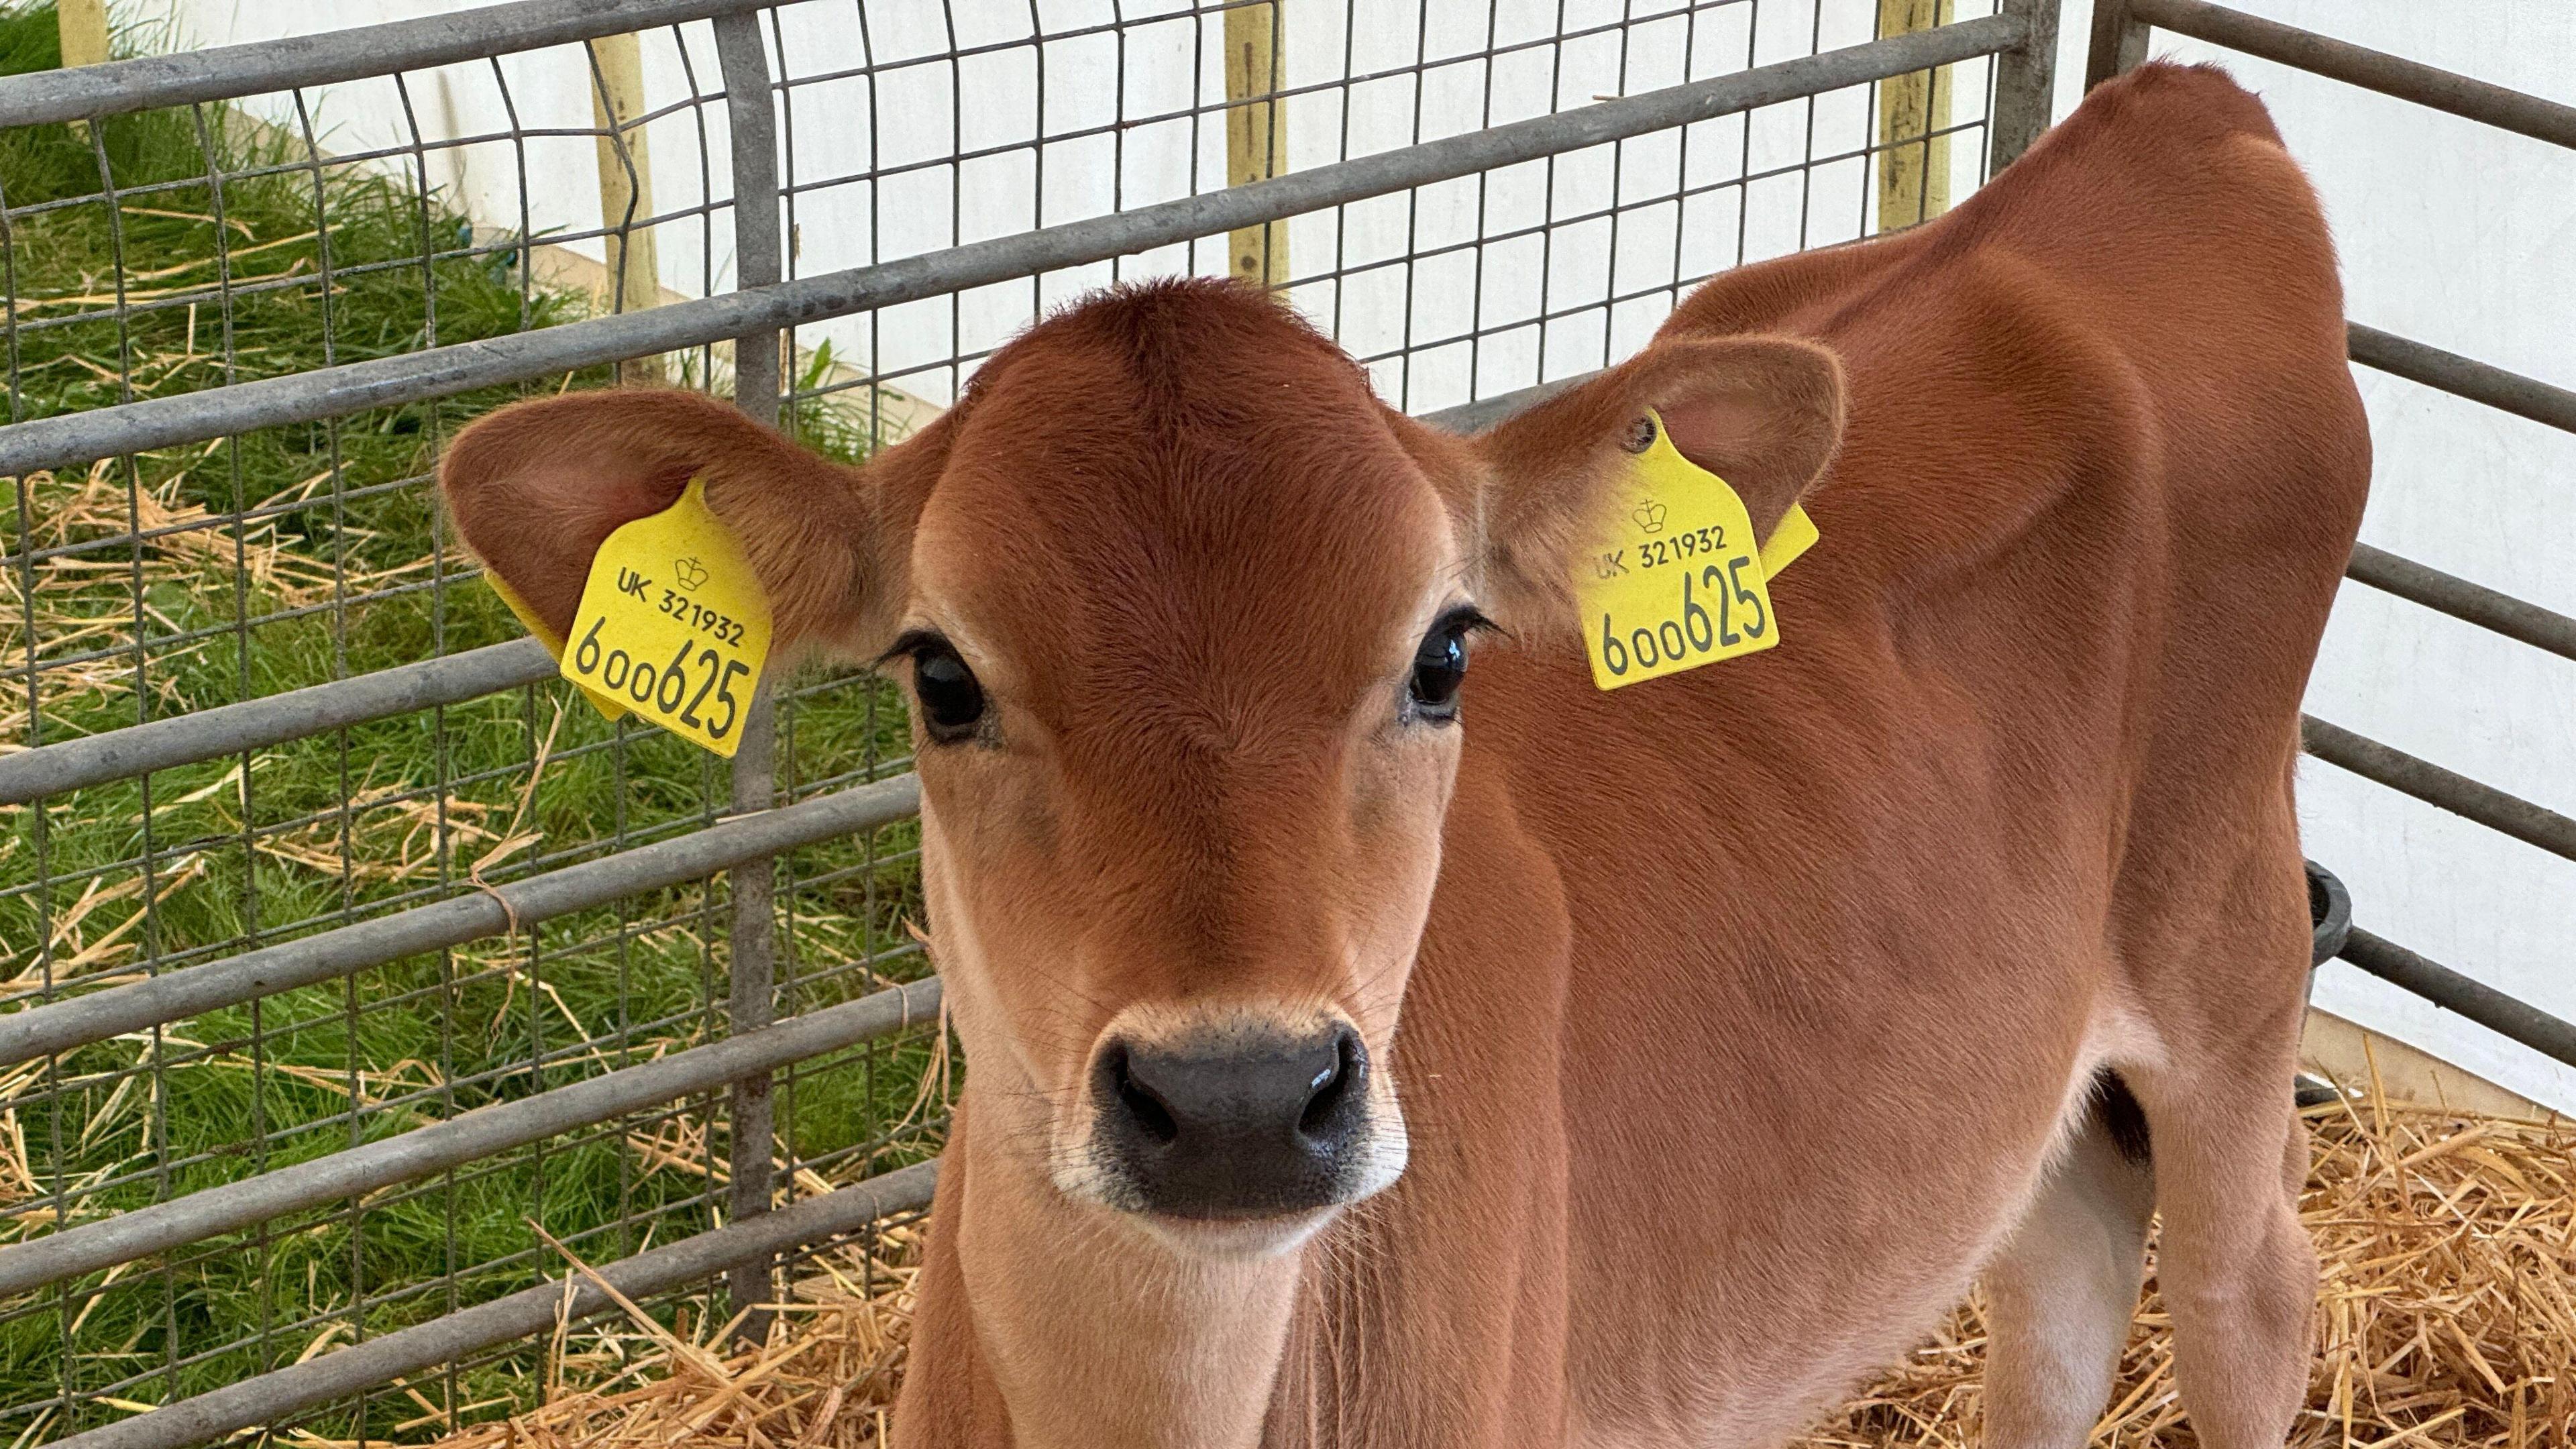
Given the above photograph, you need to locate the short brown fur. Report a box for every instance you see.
[441,65,2368,1449]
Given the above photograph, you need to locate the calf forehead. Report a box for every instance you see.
[918,286,1452,738]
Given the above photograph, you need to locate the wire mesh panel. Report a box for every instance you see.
[0,0,2031,1442]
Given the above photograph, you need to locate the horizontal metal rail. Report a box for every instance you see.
[0,976,938,1298]
[0,772,921,1067]
[2339,926,2576,1073]
[0,0,769,129]
[2346,543,2576,665]
[2301,715,2576,864]
[38,1159,938,1449]
[2349,323,2576,437]
[0,639,554,805]
[0,16,2023,479]
[2128,0,2576,152]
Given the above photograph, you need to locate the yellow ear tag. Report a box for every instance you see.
[1572,409,1796,691]
[484,570,630,722]
[1760,501,1820,576]
[558,477,773,757]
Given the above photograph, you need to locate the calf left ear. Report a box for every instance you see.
[439,388,922,665]
[1466,335,1846,626]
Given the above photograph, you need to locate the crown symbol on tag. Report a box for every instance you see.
[1631,500,1668,535]
[674,557,709,591]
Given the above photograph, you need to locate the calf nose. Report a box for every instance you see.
[1094,1023,1368,1219]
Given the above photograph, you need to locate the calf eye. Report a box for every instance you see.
[1406,612,1487,722]
[908,641,986,742]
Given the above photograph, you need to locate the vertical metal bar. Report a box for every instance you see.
[1987,0,2061,173]
[2086,0,2150,89]
[712,7,780,1350]
[1224,0,1289,290]
[1875,0,1953,231]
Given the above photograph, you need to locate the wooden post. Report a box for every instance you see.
[57,0,107,140]
[1874,0,1953,233]
[588,32,662,383]
[56,0,107,68]
[1224,2,1289,291]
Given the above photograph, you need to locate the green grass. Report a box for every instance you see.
[0,5,938,1441]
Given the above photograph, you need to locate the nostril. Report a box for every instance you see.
[1298,1026,1365,1136]
[1108,1043,1180,1146]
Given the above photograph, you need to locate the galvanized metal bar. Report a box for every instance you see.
[0,16,2025,479]
[0,978,938,1298]
[2083,0,2148,89]
[2348,322,2576,437]
[2302,715,2576,864]
[0,638,553,806]
[2126,0,2576,152]
[1986,0,2061,172]
[33,1160,938,1449]
[0,0,771,129]
[718,11,783,435]
[2346,542,2576,665]
[2340,927,2576,1072]
[713,6,785,1348]
[0,773,922,1068]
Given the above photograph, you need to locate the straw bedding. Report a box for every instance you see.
[431,1094,2573,1449]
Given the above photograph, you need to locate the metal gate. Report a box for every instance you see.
[0,1,2564,1447]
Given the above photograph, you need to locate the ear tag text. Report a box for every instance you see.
[559,477,773,757]
[1573,410,1808,692]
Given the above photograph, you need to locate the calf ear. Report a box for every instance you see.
[1466,335,1845,626]
[439,389,911,661]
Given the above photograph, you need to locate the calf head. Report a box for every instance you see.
[441,281,1843,1267]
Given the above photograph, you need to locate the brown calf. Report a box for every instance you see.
[441,63,2369,1449]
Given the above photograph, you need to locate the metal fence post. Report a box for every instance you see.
[714,7,784,1349]
[2086,0,2150,89]
[1987,0,2061,173]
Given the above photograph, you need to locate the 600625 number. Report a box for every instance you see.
[573,618,752,738]
[1596,555,1767,678]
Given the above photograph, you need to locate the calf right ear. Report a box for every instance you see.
[1462,335,1846,631]
[439,389,912,663]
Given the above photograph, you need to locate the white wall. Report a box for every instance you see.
[158,0,2576,1108]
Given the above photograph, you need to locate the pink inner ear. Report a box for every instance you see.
[553,460,691,547]
[602,461,696,526]
[1646,370,1836,540]
[470,460,693,637]
[1657,390,1770,479]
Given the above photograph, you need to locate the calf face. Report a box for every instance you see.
[439,279,1843,1257]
